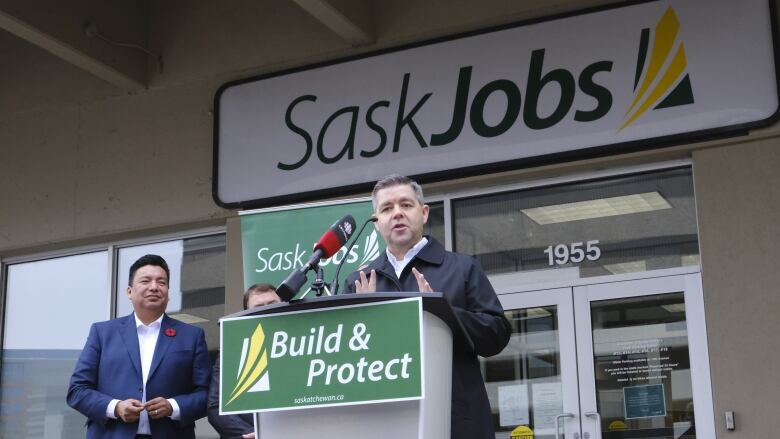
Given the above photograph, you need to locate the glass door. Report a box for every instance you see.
[485,273,715,439]
[484,288,581,439]
[574,274,715,439]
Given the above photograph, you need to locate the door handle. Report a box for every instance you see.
[584,411,602,439]
[555,413,575,439]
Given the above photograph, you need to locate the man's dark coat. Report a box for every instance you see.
[207,361,255,438]
[345,237,511,439]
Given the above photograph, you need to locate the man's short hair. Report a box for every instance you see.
[128,254,170,285]
[372,174,425,210]
[243,283,277,310]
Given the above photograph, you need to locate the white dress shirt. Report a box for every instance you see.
[387,237,428,278]
[106,313,181,434]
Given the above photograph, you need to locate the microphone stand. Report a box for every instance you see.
[329,216,377,295]
[300,265,331,299]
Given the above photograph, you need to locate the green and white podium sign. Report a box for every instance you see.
[220,297,424,413]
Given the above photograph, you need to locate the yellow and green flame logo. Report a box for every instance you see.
[620,6,694,132]
[227,323,270,405]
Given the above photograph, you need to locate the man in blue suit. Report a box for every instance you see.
[67,254,211,439]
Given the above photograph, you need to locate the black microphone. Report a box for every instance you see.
[329,216,378,295]
[276,215,357,301]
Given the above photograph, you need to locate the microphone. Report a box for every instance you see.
[329,215,378,295]
[309,214,356,269]
[276,215,357,301]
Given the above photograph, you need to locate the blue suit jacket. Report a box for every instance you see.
[67,313,211,439]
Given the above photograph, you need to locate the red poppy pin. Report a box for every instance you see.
[165,328,176,337]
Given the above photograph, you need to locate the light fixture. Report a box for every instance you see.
[168,313,209,324]
[661,303,686,313]
[603,260,647,274]
[525,307,552,318]
[521,192,671,225]
[681,254,701,266]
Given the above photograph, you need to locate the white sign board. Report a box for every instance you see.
[214,0,778,208]
[498,384,530,427]
[532,382,564,435]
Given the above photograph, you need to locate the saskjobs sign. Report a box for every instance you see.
[220,298,423,413]
[214,0,777,208]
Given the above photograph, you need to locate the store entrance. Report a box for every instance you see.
[483,272,715,439]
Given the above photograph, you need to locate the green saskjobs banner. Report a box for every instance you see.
[220,298,423,413]
[241,200,383,297]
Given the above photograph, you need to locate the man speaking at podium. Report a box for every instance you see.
[345,174,511,439]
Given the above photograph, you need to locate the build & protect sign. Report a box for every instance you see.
[219,298,423,413]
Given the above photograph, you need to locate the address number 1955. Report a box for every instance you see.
[543,240,601,266]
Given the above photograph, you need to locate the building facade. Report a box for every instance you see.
[1,1,778,438]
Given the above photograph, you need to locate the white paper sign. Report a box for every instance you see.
[498,384,530,427]
[532,382,563,434]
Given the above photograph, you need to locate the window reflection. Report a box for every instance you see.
[425,201,445,244]
[591,293,696,439]
[453,168,698,284]
[482,307,563,439]
[1,251,110,438]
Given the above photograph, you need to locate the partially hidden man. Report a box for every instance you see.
[345,174,511,439]
[207,284,282,439]
[67,254,211,439]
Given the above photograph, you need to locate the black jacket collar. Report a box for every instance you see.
[414,236,445,265]
[372,236,445,273]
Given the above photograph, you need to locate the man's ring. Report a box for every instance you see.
[153,410,157,415]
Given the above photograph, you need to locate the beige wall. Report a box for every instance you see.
[0,0,621,255]
[694,137,780,438]
[0,36,228,254]
[224,216,245,315]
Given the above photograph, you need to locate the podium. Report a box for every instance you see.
[219,292,471,439]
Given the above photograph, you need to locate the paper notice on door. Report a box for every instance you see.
[532,382,563,435]
[498,384,530,427]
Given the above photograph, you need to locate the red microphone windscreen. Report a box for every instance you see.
[313,215,356,259]
[314,229,343,258]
